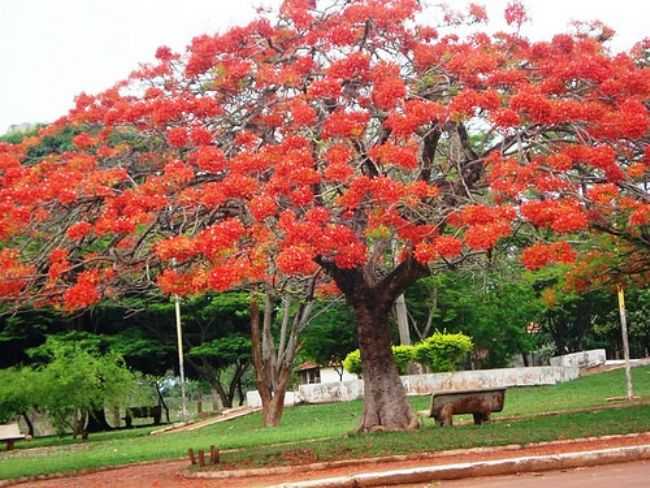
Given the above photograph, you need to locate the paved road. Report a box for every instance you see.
[397,460,650,488]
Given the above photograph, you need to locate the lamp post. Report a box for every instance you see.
[171,256,188,421]
[617,284,634,400]
[174,293,188,420]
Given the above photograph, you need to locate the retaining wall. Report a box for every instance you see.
[297,366,580,404]
[550,349,606,369]
[245,390,301,409]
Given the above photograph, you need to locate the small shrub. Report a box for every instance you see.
[343,345,415,375]
[342,349,361,375]
[414,332,473,372]
[392,345,416,374]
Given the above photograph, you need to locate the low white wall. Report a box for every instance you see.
[319,367,359,384]
[245,390,300,409]
[298,366,580,404]
[550,349,606,369]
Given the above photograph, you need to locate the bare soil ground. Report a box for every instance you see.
[11,432,650,488]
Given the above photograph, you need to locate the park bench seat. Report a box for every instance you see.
[429,388,506,426]
[124,405,162,427]
[0,422,25,451]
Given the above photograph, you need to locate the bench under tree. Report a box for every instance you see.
[429,388,506,426]
[124,406,162,428]
[0,422,26,451]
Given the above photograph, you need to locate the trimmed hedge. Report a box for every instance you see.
[343,332,473,376]
[342,345,414,375]
[414,332,473,372]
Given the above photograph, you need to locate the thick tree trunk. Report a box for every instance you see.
[355,302,418,432]
[316,253,428,433]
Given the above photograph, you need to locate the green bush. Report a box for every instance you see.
[343,349,361,375]
[343,332,473,376]
[343,345,416,376]
[414,332,473,372]
[0,368,43,424]
[392,345,416,374]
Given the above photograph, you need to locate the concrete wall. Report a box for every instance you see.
[319,367,359,384]
[298,366,580,404]
[550,349,606,369]
[245,390,301,409]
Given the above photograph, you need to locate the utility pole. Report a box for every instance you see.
[617,284,634,400]
[174,293,188,420]
[171,256,188,421]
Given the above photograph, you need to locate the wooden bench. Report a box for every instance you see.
[429,388,506,427]
[124,406,162,428]
[0,422,25,451]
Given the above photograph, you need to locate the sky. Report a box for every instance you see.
[1,0,648,134]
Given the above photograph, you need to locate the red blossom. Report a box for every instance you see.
[522,242,576,270]
[504,1,528,27]
[67,222,93,240]
[167,128,188,147]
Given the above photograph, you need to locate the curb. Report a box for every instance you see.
[183,430,650,480]
[268,444,650,488]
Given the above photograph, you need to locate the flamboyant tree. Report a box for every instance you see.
[0,0,649,431]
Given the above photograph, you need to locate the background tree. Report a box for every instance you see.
[188,334,250,408]
[299,302,357,380]
[26,337,136,439]
[0,367,44,436]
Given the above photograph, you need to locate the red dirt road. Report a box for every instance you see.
[10,432,650,488]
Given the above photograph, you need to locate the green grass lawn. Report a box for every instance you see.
[1,366,649,480]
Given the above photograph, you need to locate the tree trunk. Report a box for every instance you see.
[250,297,298,428]
[86,407,112,433]
[316,253,428,433]
[72,409,88,439]
[210,377,232,408]
[262,367,290,427]
[251,299,278,427]
[21,412,35,438]
[237,380,245,406]
[355,302,418,432]
[395,294,412,345]
[155,381,170,423]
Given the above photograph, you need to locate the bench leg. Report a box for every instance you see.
[439,405,454,427]
[473,412,490,425]
[6,440,15,451]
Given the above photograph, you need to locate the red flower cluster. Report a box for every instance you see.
[63,270,101,311]
[522,242,576,270]
[322,110,369,139]
[67,221,93,241]
[369,143,418,169]
[0,249,33,297]
[414,235,463,263]
[521,200,589,233]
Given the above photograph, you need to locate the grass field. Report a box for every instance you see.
[1,366,649,480]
